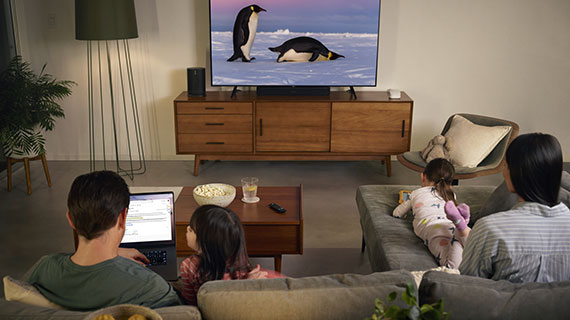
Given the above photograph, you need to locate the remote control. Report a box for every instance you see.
[268,203,286,213]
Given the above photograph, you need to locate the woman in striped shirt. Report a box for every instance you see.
[446,133,570,282]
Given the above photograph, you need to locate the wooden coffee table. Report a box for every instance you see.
[174,185,303,272]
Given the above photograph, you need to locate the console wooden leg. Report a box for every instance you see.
[274,255,282,273]
[41,153,52,187]
[24,158,32,195]
[6,157,12,192]
[385,156,392,177]
[193,155,200,176]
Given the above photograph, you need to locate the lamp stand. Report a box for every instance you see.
[86,39,145,179]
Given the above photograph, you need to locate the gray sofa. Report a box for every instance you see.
[1,270,415,320]
[357,178,570,319]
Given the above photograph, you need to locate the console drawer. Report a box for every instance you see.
[177,102,252,114]
[177,133,252,153]
[177,115,252,133]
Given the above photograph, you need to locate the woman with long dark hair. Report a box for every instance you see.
[455,133,570,282]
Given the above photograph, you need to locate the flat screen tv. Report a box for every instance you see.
[209,0,381,88]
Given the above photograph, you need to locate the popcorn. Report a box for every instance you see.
[194,184,229,198]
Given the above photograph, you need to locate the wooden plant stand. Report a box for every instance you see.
[6,153,52,195]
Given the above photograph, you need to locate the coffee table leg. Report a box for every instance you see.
[274,255,282,273]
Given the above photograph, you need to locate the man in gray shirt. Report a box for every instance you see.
[28,171,181,310]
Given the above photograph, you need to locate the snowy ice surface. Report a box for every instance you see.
[211,30,378,86]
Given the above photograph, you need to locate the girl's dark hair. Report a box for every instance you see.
[506,133,562,206]
[424,158,456,205]
[190,205,252,283]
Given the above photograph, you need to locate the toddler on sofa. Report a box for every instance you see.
[392,158,470,268]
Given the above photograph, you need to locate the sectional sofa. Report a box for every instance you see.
[357,173,570,319]
[2,175,570,319]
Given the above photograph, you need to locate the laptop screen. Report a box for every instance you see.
[121,192,175,245]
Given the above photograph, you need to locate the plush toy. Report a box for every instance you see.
[421,134,453,164]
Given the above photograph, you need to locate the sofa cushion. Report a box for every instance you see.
[3,276,63,310]
[444,115,511,168]
[419,271,570,320]
[473,171,570,226]
[197,271,414,320]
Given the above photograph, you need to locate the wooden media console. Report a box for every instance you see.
[174,91,413,176]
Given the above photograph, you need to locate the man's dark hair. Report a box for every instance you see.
[506,133,562,207]
[67,171,130,240]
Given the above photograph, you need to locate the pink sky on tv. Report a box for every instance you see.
[211,0,365,12]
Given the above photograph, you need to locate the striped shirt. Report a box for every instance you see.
[460,202,570,283]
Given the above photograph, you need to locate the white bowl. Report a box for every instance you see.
[192,183,236,207]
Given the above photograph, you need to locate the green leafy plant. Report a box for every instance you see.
[0,56,75,157]
[366,281,448,320]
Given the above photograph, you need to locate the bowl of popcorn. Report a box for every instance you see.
[192,183,236,207]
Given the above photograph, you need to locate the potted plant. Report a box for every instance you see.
[0,56,75,158]
[366,281,449,320]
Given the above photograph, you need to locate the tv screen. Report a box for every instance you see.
[209,0,381,87]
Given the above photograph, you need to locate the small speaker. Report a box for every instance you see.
[187,67,205,97]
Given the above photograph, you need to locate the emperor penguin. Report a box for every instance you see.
[268,37,345,62]
[227,5,266,62]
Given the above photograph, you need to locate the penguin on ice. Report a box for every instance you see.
[227,5,266,62]
[269,37,345,62]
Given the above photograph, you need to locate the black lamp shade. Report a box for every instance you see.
[75,0,138,40]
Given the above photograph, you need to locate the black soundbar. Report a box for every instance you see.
[256,86,330,96]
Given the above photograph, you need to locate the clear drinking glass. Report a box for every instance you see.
[241,177,259,203]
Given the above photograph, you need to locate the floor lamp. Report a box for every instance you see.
[75,0,146,179]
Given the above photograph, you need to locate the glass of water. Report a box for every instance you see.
[241,177,259,203]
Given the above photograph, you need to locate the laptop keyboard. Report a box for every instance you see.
[143,250,168,266]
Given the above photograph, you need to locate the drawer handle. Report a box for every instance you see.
[205,107,224,110]
[401,120,405,137]
[259,119,263,136]
[205,123,224,126]
[206,142,225,145]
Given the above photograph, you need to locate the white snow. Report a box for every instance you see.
[211,31,378,86]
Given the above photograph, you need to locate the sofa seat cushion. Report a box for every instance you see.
[419,271,570,320]
[197,270,414,320]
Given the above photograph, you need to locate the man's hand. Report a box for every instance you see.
[118,248,150,267]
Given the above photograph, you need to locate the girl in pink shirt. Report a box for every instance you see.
[179,205,284,305]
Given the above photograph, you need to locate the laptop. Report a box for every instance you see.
[120,191,178,281]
